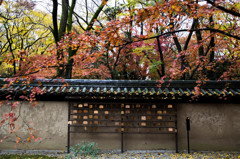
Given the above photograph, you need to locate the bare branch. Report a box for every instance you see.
[205,0,240,17]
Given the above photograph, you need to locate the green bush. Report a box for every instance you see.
[65,141,100,158]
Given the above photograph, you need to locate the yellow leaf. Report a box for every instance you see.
[27,137,31,143]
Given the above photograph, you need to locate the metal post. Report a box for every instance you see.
[175,105,178,153]
[67,124,70,153]
[175,130,178,153]
[187,130,190,153]
[121,132,123,153]
[67,103,71,153]
[186,117,190,154]
[121,105,124,153]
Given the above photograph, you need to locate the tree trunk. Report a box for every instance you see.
[65,0,108,78]
[196,20,204,56]
[156,37,165,77]
[209,16,215,62]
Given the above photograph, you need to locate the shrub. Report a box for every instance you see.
[65,141,100,159]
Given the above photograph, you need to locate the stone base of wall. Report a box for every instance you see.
[70,133,175,150]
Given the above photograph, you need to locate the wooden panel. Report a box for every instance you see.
[69,102,177,134]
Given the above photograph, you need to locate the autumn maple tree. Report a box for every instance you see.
[49,0,239,80]
[0,0,52,77]
[1,0,238,80]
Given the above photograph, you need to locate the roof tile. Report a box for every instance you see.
[0,79,240,100]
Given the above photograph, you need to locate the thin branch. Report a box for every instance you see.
[205,0,240,17]
[73,14,86,31]
[86,0,108,31]
[24,32,52,50]
[142,50,162,78]
[85,0,88,23]
[134,28,240,43]
[73,12,89,26]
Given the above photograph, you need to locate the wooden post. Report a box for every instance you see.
[175,105,178,153]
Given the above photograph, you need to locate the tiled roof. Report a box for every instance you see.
[0,78,240,100]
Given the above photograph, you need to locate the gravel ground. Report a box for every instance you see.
[1,150,240,158]
[79,151,240,159]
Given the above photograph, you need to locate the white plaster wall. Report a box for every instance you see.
[0,101,240,151]
[177,103,240,151]
[0,101,68,150]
